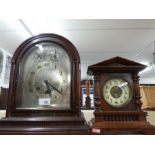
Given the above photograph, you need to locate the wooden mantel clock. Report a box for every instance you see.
[87,56,155,134]
[0,33,89,134]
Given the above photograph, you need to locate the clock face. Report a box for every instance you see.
[15,42,71,109]
[103,78,132,108]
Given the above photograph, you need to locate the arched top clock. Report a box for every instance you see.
[6,33,81,117]
[0,33,88,134]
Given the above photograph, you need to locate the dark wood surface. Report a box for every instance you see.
[87,56,146,75]
[0,88,8,110]
[87,56,155,135]
[6,33,82,117]
[0,33,89,134]
[91,121,155,135]
[0,116,89,135]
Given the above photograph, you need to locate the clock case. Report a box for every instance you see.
[0,33,89,134]
[88,56,155,134]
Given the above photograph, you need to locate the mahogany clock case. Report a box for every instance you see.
[87,56,147,112]
[0,33,89,134]
[87,56,155,134]
[7,33,81,117]
[0,87,8,110]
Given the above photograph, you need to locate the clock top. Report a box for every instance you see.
[87,56,146,75]
[12,33,80,64]
[6,33,82,117]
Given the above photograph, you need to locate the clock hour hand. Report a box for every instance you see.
[44,81,52,97]
[44,80,63,95]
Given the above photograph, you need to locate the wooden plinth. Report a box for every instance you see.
[91,111,155,135]
[0,116,89,135]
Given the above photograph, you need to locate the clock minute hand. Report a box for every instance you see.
[44,80,63,95]
[119,82,128,88]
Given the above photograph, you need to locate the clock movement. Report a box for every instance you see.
[87,56,155,134]
[0,33,89,134]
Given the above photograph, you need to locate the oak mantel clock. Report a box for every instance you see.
[87,56,155,134]
[0,33,89,134]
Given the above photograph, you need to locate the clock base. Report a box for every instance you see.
[0,116,89,135]
[92,111,155,135]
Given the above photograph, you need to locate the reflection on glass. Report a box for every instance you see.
[15,42,71,109]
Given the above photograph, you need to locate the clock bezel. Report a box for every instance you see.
[99,73,135,111]
[102,77,133,108]
[6,33,81,117]
[15,41,72,110]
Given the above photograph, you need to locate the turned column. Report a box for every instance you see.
[93,74,101,112]
[132,73,142,111]
[85,80,91,109]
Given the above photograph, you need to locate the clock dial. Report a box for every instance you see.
[15,42,71,109]
[103,78,132,108]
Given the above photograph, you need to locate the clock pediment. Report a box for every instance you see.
[87,56,146,75]
[88,56,145,67]
[88,56,155,134]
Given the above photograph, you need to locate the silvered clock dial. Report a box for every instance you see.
[103,78,132,108]
[16,42,71,109]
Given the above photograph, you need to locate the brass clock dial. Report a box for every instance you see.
[16,42,71,109]
[103,78,132,108]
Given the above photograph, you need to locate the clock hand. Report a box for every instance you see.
[118,82,128,88]
[44,80,63,95]
[44,81,52,97]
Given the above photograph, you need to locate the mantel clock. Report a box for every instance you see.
[0,33,89,134]
[88,56,155,134]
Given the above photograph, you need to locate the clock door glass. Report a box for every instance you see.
[103,78,132,108]
[15,42,71,109]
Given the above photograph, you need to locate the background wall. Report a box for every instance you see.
[145,111,155,126]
